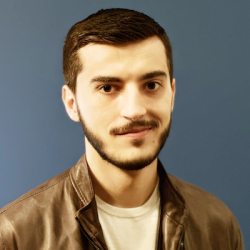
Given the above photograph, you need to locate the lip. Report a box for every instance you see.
[116,128,151,139]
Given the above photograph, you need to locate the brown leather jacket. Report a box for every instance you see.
[0,155,244,250]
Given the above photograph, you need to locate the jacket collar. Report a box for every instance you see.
[70,155,188,250]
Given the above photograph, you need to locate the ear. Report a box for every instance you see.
[171,78,176,111]
[62,85,80,122]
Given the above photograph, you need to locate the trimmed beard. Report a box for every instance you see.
[77,107,171,171]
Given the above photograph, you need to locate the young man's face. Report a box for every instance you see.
[66,36,175,170]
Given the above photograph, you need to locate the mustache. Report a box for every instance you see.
[110,120,158,135]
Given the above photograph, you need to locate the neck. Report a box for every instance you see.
[85,142,158,208]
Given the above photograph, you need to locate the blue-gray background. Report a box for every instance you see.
[0,0,249,247]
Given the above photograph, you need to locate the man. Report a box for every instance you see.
[0,8,244,250]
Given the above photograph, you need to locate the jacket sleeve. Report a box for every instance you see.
[229,213,245,250]
[0,216,18,250]
[0,232,8,250]
[235,228,245,250]
[0,233,6,250]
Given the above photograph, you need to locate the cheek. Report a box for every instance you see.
[79,99,117,131]
[147,94,172,112]
[147,100,172,126]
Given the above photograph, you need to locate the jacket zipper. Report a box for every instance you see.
[180,241,184,250]
[179,233,185,250]
[76,218,101,250]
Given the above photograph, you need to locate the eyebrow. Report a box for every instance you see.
[90,76,122,83]
[90,70,167,84]
[139,71,167,81]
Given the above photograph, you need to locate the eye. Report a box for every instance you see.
[146,82,160,90]
[101,85,113,92]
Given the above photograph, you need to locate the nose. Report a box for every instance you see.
[120,84,146,121]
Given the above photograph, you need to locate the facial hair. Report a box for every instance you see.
[77,106,171,171]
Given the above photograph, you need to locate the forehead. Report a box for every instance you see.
[77,36,169,80]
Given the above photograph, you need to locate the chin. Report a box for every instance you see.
[100,152,158,171]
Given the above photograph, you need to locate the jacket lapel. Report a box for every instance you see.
[157,160,188,250]
[70,155,108,250]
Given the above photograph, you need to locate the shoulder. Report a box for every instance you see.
[0,168,71,217]
[168,174,229,212]
[0,168,73,244]
[168,174,244,249]
[168,174,236,222]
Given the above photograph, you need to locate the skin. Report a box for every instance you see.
[62,36,176,208]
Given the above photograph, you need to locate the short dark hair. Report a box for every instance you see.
[63,8,173,93]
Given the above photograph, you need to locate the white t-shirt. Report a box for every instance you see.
[95,180,160,250]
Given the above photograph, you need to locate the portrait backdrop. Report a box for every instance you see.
[0,0,249,247]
